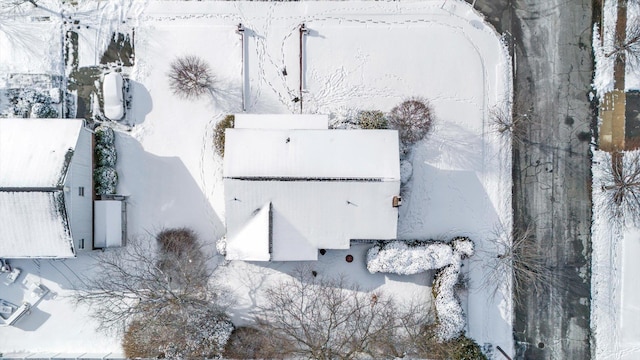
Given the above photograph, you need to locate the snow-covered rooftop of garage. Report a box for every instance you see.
[223,115,400,261]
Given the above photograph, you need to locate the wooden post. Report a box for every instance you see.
[299,23,308,114]
[236,23,246,112]
[496,346,512,360]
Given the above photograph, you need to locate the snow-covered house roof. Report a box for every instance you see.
[224,115,400,261]
[0,118,90,258]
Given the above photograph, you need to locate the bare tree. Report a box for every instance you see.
[388,97,435,154]
[483,222,557,307]
[605,19,640,70]
[256,268,418,359]
[73,227,230,333]
[488,104,532,146]
[167,56,214,100]
[599,151,640,226]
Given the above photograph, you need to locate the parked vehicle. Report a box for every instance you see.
[102,72,125,121]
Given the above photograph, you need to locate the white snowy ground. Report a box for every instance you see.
[1,0,512,357]
[592,0,640,358]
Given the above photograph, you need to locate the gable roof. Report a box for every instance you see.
[225,202,272,261]
[0,118,85,258]
[0,119,82,187]
[0,191,73,258]
[225,179,399,261]
[223,116,400,261]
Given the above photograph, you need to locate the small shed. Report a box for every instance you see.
[94,199,126,249]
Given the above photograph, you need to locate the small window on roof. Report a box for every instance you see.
[79,187,85,197]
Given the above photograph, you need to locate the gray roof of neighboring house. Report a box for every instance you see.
[0,118,85,258]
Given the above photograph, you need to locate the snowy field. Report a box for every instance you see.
[592,0,640,358]
[1,1,511,357]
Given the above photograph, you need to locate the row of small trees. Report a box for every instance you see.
[94,126,118,195]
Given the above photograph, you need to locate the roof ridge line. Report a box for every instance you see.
[0,187,65,192]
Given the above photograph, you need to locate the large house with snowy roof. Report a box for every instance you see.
[0,118,93,258]
[223,114,401,261]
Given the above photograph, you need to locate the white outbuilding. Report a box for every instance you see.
[0,118,93,258]
[223,114,401,261]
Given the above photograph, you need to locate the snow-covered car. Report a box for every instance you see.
[102,72,125,121]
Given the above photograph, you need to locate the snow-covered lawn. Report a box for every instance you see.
[1,1,511,357]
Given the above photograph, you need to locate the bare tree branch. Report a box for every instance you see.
[73,228,225,332]
[255,267,424,359]
[598,151,640,227]
[167,55,214,100]
[605,17,640,70]
[482,222,559,308]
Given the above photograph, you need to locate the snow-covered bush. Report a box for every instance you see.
[163,312,234,359]
[49,88,62,104]
[214,115,234,157]
[123,308,234,359]
[367,238,474,275]
[432,264,465,341]
[367,237,474,341]
[388,97,435,151]
[444,335,487,360]
[451,237,475,258]
[30,102,58,118]
[224,326,293,359]
[94,125,116,146]
[329,107,360,129]
[329,108,388,130]
[5,88,55,118]
[367,241,454,275]
[357,110,388,129]
[95,144,117,167]
[94,166,118,195]
[400,160,413,184]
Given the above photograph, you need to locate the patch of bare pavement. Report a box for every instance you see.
[469,0,594,359]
